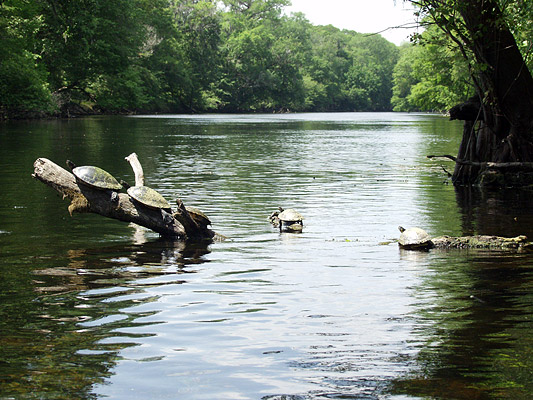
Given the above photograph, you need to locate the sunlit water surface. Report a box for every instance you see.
[1,113,532,399]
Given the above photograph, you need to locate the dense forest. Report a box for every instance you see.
[1,0,531,119]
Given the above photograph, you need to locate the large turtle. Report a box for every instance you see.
[278,207,304,232]
[68,161,122,203]
[127,185,174,225]
[185,206,211,228]
[398,226,433,250]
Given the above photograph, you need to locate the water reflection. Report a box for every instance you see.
[455,186,533,238]
[2,114,533,399]
[0,239,210,399]
[391,250,533,399]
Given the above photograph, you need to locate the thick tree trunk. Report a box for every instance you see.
[32,157,215,240]
[451,0,533,185]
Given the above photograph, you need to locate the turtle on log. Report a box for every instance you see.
[67,161,122,203]
[127,185,174,225]
[398,226,433,250]
[185,206,212,229]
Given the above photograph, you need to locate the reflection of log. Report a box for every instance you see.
[32,157,214,240]
[431,234,533,251]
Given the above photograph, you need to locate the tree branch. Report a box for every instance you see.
[427,154,533,169]
[125,153,145,186]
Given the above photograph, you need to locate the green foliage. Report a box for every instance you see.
[6,0,529,117]
[38,0,146,90]
[217,0,305,111]
[2,0,406,117]
[0,0,54,118]
[503,0,533,70]
[299,26,398,112]
[400,0,533,114]
[344,35,399,111]
[391,26,473,112]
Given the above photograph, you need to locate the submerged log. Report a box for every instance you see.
[431,234,533,252]
[32,156,215,240]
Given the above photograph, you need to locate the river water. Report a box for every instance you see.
[1,113,532,399]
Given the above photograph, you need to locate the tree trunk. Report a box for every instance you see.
[451,0,533,185]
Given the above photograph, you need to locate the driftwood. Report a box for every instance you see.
[32,155,214,240]
[431,234,533,252]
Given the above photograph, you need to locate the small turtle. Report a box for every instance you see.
[398,226,433,250]
[185,206,212,228]
[68,161,122,203]
[278,207,304,232]
[127,185,173,225]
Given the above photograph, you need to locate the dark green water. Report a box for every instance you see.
[1,113,532,399]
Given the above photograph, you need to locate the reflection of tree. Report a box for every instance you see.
[454,186,533,238]
[390,254,533,399]
[0,239,210,398]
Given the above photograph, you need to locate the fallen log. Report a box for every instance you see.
[431,234,533,252]
[32,156,215,240]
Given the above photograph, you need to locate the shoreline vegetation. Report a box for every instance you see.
[0,0,476,121]
[2,1,531,131]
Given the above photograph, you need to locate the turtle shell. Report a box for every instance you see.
[278,208,304,222]
[127,186,170,210]
[398,227,432,248]
[72,166,122,190]
[186,206,211,226]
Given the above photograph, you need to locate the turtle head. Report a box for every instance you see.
[161,209,174,225]
[120,179,131,190]
[66,160,77,171]
[398,226,406,233]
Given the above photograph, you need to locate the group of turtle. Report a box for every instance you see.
[267,207,433,250]
[68,162,211,229]
[69,162,430,247]
[267,207,431,250]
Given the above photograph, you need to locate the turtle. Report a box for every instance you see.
[278,207,304,232]
[67,161,122,203]
[127,185,174,225]
[185,206,212,228]
[398,226,433,250]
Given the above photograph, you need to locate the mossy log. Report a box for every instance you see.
[32,156,214,240]
[431,234,533,251]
